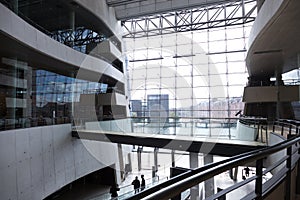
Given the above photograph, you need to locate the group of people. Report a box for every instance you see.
[131,175,146,194]
[109,174,146,198]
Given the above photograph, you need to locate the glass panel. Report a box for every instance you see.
[193,76,208,87]
[228,73,248,85]
[176,44,192,56]
[228,62,247,74]
[126,22,250,127]
[176,33,192,45]
[211,98,229,110]
[209,74,227,86]
[210,54,227,64]
[228,86,244,97]
[209,86,228,98]
[209,28,226,41]
[209,41,226,53]
[213,62,227,75]
[161,78,176,88]
[193,31,208,43]
[227,38,246,51]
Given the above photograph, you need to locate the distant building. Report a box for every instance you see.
[130,100,142,117]
[147,94,169,122]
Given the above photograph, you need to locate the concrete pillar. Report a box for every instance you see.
[137,146,142,171]
[204,154,214,198]
[117,144,125,180]
[154,147,158,172]
[128,153,132,173]
[70,11,76,47]
[275,68,282,119]
[190,152,199,200]
[171,150,175,167]
[233,167,238,181]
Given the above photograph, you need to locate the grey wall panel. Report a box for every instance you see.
[0,124,121,200]
[41,126,56,197]
[0,130,17,200]
[29,128,44,200]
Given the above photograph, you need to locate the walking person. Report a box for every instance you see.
[131,176,140,194]
[140,174,145,191]
[109,184,120,199]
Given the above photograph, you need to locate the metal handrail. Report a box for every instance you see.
[125,119,300,200]
[139,135,300,200]
[126,137,293,200]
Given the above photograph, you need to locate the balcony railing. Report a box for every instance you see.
[123,119,300,200]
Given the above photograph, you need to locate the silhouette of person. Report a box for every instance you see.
[141,174,145,191]
[109,184,120,198]
[244,167,250,177]
[131,176,140,194]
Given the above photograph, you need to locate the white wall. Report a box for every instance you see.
[0,124,121,200]
[247,0,285,48]
[0,4,125,84]
[236,121,258,141]
[263,132,286,174]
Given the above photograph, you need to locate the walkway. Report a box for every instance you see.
[72,129,266,156]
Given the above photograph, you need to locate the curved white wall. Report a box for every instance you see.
[0,124,121,200]
[248,0,286,48]
[75,0,123,45]
[236,121,258,141]
[0,3,125,84]
[263,132,286,174]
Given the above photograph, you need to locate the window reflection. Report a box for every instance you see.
[0,57,116,130]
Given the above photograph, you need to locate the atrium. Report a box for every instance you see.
[1,0,300,199]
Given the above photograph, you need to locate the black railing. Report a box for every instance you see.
[127,119,300,200]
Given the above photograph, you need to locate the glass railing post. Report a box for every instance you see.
[255,159,263,200]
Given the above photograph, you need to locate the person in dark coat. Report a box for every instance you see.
[109,184,120,198]
[140,174,145,191]
[131,176,140,194]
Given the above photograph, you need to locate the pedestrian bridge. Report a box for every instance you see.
[72,118,267,156]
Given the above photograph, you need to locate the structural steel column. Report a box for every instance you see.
[70,10,75,47]
[204,154,214,198]
[275,68,282,119]
[190,152,199,200]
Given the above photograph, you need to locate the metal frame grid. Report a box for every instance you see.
[50,27,107,53]
[122,0,256,38]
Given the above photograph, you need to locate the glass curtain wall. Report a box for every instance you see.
[0,57,109,130]
[124,20,253,136]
